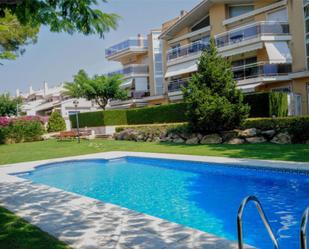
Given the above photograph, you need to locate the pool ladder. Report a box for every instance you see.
[237,196,309,249]
[301,207,309,249]
[237,196,279,249]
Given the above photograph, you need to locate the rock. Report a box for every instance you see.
[226,138,245,145]
[238,128,258,138]
[261,130,276,138]
[221,130,238,141]
[153,137,161,143]
[136,134,145,141]
[306,139,309,145]
[246,137,266,144]
[173,138,185,144]
[186,136,199,145]
[271,132,292,144]
[200,134,223,144]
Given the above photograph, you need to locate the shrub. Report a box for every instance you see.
[269,92,288,117]
[5,120,44,143]
[47,111,66,132]
[244,92,288,118]
[70,103,188,128]
[183,40,249,133]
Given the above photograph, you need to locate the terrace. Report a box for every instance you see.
[105,37,148,61]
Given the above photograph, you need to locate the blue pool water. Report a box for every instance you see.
[19,157,308,249]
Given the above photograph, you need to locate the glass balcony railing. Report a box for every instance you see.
[168,78,190,92]
[167,40,210,62]
[105,37,148,58]
[131,91,150,99]
[108,64,149,77]
[232,62,292,81]
[167,63,292,92]
[215,21,290,48]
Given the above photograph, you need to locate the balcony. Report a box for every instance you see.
[108,64,149,78]
[232,62,292,81]
[167,40,210,62]
[215,21,290,49]
[105,37,148,61]
[168,78,190,93]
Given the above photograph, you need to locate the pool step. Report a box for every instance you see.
[301,207,309,249]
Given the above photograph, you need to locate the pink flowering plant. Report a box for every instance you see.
[0,117,10,127]
[0,115,46,144]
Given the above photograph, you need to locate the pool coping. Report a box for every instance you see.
[1,152,308,249]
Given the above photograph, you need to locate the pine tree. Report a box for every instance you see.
[47,111,66,132]
[183,40,250,133]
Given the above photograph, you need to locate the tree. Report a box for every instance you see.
[47,111,66,132]
[0,10,39,63]
[0,0,118,63]
[183,40,250,133]
[0,93,22,117]
[0,1,118,37]
[64,70,128,110]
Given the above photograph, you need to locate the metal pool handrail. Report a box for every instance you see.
[301,207,309,249]
[237,196,279,249]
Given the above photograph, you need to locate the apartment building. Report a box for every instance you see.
[105,29,172,109]
[17,83,99,129]
[160,0,309,116]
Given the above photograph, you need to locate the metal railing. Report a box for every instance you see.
[237,196,279,249]
[232,62,292,81]
[167,40,210,61]
[215,21,290,48]
[301,207,309,249]
[168,78,190,92]
[108,64,149,77]
[105,37,148,57]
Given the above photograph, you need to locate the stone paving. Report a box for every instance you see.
[2,151,306,249]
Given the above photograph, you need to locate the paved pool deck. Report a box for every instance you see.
[1,152,308,249]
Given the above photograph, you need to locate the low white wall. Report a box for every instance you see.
[85,126,116,136]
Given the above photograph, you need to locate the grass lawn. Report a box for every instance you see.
[0,207,70,249]
[1,139,309,165]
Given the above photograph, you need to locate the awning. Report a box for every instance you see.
[220,42,263,57]
[265,42,292,64]
[237,83,263,93]
[165,60,198,78]
[120,79,133,89]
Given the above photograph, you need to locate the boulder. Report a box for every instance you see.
[246,137,266,144]
[271,132,292,144]
[173,138,185,144]
[226,138,245,145]
[261,130,276,138]
[200,134,223,144]
[152,137,161,143]
[238,128,258,138]
[306,139,309,145]
[186,136,200,145]
[221,130,238,141]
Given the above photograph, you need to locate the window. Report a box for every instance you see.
[191,16,210,32]
[267,8,288,22]
[271,87,291,93]
[228,5,254,18]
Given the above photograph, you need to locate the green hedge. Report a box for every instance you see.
[70,103,188,128]
[70,93,289,129]
[244,92,288,118]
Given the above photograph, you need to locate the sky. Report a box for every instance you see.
[0,0,200,95]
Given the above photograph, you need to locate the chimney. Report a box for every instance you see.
[29,85,33,94]
[44,81,48,96]
[16,88,20,97]
[180,10,186,17]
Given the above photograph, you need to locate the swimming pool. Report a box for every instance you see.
[19,157,309,249]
